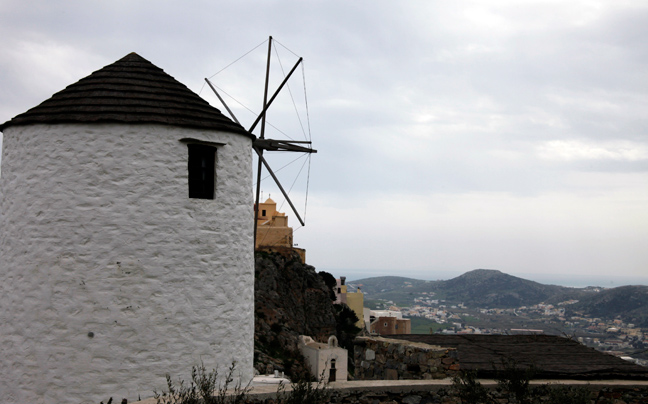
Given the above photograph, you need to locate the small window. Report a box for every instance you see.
[262,210,267,216]
[188,144,216,199]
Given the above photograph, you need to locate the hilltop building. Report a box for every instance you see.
[255,197,292,248]
[370,310,411,335]
[255,197,306,262]
[334,277,366,330]
[0,53,255,403]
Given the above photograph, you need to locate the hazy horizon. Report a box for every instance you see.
[324,267,648,289]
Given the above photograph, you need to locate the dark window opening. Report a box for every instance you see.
[262,209,267,216]
[188,144,216,199]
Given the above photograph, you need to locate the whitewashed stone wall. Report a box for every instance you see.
[0,123,254,404]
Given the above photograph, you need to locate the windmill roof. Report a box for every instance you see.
[0,52,250,136]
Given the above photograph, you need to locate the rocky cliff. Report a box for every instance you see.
[254,248,337,379]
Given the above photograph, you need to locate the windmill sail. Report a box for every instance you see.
[204,36,317,244]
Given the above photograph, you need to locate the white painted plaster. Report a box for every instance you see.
[298,335,348,383]
[0,123,254,404]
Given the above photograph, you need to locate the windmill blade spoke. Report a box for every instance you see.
[205,78,241,125]
[248,57,303,134]
[254,147,305,227]
[254,138,317,153]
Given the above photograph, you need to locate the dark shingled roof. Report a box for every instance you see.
[386,334,648,380]
[0,52,250,136]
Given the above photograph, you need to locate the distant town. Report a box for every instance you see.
[344,276,648,368]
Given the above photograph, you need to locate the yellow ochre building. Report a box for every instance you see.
[255,197,306,262]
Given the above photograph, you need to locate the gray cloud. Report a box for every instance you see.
[1,0,647,283]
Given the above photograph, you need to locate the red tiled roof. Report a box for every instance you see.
[0,52,249,136]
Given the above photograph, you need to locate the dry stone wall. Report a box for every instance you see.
[232,382,648,404]
[354,337,459,380]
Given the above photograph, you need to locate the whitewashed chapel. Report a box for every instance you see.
[0,53,255,403]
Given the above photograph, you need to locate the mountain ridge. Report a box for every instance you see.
[348,269,648,326]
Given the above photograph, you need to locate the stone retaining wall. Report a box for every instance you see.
[319,384,648,403]
[353,337,459,380]
[134,381,648,404]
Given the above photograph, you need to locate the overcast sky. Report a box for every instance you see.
[1,1,647,286]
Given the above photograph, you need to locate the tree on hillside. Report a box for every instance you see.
[318,271,337,301]
[333,303,362,374]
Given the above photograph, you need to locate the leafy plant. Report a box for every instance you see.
[541,384,591,404]
[452,370,496,404]
[493,357,536,404]
[275,374,329,404]
[154,361,250,404]
[318,271,337,301]
[333,303,362,373]
[452,358,591,404]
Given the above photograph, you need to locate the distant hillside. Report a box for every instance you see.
[439,269,570,308]
[348,269,648,316]
[349,269,648,326]
[347,276,436,306]
[567,285,648,327]
[349,276,430,294]
[349,269,578,308]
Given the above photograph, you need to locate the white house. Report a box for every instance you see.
[0,53,255,403]
[298,335,348,383]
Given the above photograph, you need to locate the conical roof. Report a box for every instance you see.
[0,52,250,136]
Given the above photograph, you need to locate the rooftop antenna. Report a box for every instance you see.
[205,36,317,246]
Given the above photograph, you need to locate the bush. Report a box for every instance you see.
[493,357,536,404]
[154,361,250,404]
[452,370,495,404]
[275,377,329,404]
[452,358,591,404]
[542,384,592,404]
[154,360,328,404]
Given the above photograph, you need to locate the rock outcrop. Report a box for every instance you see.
[254,248,337,379]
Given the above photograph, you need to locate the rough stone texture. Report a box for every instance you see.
[143,381,646,404]
[0,123,254,404]
[254,248,338,378]
[354,337,459,381]
[294,384,648,404]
